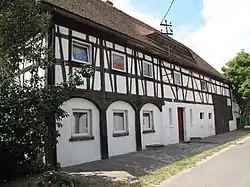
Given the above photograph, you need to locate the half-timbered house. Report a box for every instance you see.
[36,0,238,167]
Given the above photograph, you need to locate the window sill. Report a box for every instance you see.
[143,129,155,134]
[143,75,154,80]
[71,59,91,65]
[69,136,94,142]
[113,132,129,137]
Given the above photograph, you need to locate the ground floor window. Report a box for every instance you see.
[200,112,204,119]
[72,109,92,137]
[208,113,212,119]
[142,111,154,131]
[113,110,128,135]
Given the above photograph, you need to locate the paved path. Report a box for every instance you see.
[65,130,249,178]
[160,137,250,187]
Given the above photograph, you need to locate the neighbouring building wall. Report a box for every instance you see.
[57,98,101,167]
[106,101,137,157]
[162,101,215,144]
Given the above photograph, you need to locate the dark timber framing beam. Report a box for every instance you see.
[99,39,109,159]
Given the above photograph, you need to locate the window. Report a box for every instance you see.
[112,52,126,72]
[190,109,193,124]
[169,108,173,126]
[173,71,181,85]
[72,110,92,137]
[201,80,207,91]
[72,40,91,63]
[113,110,128,134]
[143,61,153,78]
[200,112,204,119]
[143,111,154,131]
[208,113,212,119]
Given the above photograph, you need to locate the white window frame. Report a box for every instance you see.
[201,80,207,91]
[113,110,128,134]
[111,51,126,72]
[173,71,181,85]
[72,39,91,64]
[142,110,154,131]
[71,109,92,137]
[143,61,153,78]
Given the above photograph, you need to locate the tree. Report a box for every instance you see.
[222,50,250,128]
[0,0,92,181]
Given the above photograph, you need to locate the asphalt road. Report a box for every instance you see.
[160,138,250,187]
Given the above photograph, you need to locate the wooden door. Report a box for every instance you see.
[212,95,231,134]
[177,107,184,142]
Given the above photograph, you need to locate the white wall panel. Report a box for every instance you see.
[55,37,69,60]
[72,30,86,40]
[93,71,101,91]
[186,90,194,101]
[126,48,132,55]
[117,75,126,94]
[182,75,188,87]
[89,35,97,43]
[147,81,154,97]
[107,101,136,156]
[141,104,164,149]
[58,98,101,167]
[115,44,125,52]
[164,85,175,99]
[56,25,69,35]
[162,102,215,144]
[195,92,201,102]
[105,73,113,92]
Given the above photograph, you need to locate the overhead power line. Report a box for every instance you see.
[161,0,175,24]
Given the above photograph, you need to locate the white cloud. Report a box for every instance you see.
[179,0,250,71]
[110,0,250,71]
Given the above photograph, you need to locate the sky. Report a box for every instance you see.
[111,0,250,71]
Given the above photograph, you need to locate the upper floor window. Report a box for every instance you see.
[143,61,153,78]
[72,40,91,64]
[72,109,92,137]
[173,71,181,85]
[112,51,126,72]
[142,111,154,131]
[201,80,207,91]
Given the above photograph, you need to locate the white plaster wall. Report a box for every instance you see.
[147,82,154,97]
[117,75,126,94]
[163,85,175,99]
[162,102,216,145]
[106,101,136,157]
[140,104,163,149]
[57,98,101,167]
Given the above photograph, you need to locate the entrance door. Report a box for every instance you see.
[177,107,184,142]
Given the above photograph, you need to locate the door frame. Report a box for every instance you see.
[177,107,187,142]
